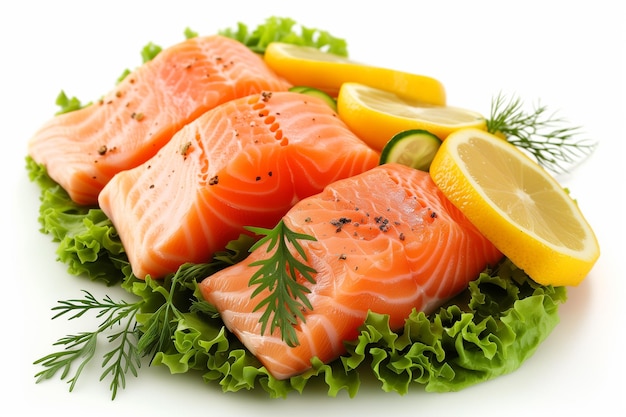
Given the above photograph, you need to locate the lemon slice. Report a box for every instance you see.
[429,128,600,286]
[264,42,446,105]
[337,82,487,151]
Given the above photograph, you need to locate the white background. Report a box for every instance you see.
[2,1,624,416]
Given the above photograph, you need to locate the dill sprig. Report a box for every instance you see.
[486,92,597,174]
[33,291,143,400]
[246,220,317,347]
[32,241,249,399]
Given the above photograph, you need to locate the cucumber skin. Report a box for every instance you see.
[379,129,441,171]
[289,86,337,111]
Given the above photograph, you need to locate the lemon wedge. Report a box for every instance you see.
[264,42,446,105]
[337,82,487,151]
[429,128,600,286]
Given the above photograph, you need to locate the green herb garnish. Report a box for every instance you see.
[28,16,568,399]
[245,220,317,347]
[32,262,221,400]
[184,27,199,39]
[135,263,221,359]
[487,92,597,174]
[33,290,143,400]
[140,42,162,63]
[219,16,348,56]
[55,90,85,115]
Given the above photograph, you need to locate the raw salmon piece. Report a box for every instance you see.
[98,91,380,279]
[28,35,290,205]
[198,163,503,379]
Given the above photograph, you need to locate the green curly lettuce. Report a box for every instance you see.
[343,261,566,393]
[26,156,128,286]
[145,259,565,397]
[54,90,86,115]
[27,156,567,397]
[27,16,567,398]
[218,16,348,56]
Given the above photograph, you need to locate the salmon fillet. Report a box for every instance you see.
[198,163,503,379]
[28,35,290,205]
[98,91,380,279]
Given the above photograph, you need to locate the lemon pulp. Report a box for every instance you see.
[337,82,486,151]
[429,128,599,286]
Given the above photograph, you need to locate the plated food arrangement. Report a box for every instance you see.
[26,17,599,399]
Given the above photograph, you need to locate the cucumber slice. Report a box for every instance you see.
[287,86,310,93]
[289,86,337,111]
[379,129,442,171]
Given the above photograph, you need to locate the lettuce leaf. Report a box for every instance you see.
[26,16,567,398]
[143,258,565,397]
[218,16,348,56]
[344,261,566,393]
[26,154,567,397]
[26,156,128,286]
[54,90,86,115]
